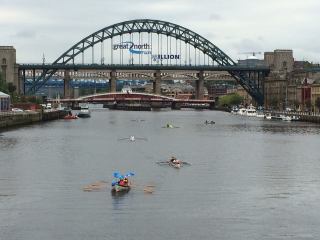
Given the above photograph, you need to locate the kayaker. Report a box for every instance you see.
[118,177,129,186]
[170,156,180,164]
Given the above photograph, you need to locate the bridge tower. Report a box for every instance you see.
[110,70,117,92]
[63,70,71,99]
[196,71,205,99]
[0,46,19,92]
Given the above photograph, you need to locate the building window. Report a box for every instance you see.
[2,58,6,65]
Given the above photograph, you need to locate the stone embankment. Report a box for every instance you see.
[0,110,68,129]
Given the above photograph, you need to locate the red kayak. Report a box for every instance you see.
[64,115,78,120]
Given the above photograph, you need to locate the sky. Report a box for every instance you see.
[1,0,319,63]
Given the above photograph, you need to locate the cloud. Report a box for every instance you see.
[209,14,222,21]
[1,0,319,63]
[233,38,264,53]
[12,31,36,39]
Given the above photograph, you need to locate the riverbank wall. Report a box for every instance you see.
[267,111,320,124]
[0,110,68,129]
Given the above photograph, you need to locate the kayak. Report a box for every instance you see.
[111,184,131,192]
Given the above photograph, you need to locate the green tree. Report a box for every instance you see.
[7,83,16,94]
[218,93,243,107]
[0,73,8,93]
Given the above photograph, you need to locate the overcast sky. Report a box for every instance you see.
[1,0,319,63]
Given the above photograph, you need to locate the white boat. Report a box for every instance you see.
[264,113,272,120]
[246,108,257,117]
[77,106,91,118]
[238,108,247,115]
[291,115,300,121]
[280,115,292,121]
[231,107,239,114]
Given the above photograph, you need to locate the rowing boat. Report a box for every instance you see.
[111,184,131,193]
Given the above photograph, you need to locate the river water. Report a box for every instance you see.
[1,109,320,240]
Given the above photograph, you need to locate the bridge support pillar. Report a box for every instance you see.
[64,70,71,99]
[196,71,204,100]
[20,69,25,95]
[110,70,117,92]
[153,70,161,95]
[171,101,181,110]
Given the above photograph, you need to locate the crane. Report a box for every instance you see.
[240,51,262,57]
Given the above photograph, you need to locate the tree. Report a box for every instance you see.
[218,93,243,107]
[0,73,8,93]
[8,83,16,94]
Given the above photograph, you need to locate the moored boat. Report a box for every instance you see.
[78,106,91,118]
[291,115,300,121]
[280,115,292,121]
[63,114,78,120]
[246,107,257,117]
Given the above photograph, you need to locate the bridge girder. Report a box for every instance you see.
[23,68,236,82]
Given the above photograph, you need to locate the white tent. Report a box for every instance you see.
[0,91,10,112]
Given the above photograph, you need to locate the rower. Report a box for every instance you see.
[129,136,135,141]
[170,156,180,164]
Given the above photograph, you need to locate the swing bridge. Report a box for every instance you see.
[18,19,270,105]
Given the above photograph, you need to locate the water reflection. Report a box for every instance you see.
[228,122,320,134]
[111,190,131,211]
[0,136,18,149]
[1,110,320,240]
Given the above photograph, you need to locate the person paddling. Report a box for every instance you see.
[169,156,181,164]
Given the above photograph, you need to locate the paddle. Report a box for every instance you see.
[135,137,148,141]
[130,182,155,194]
[118,137,147,141]
[156,160,191,166]
[118,137,129,141]
[83,180,108,191]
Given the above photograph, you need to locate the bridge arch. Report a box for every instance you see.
[28,19,265,104]
[55,19,235,66]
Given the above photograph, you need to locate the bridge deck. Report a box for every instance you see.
[18,64,270,72]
